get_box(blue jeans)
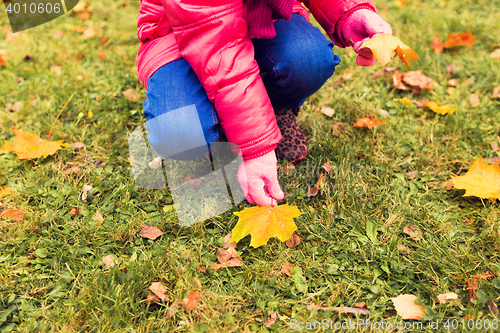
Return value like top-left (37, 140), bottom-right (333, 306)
top-left (143, 13), bottom-right (341, 160)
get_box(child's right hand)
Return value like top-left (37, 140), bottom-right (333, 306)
top-left (237, 151), bottom-right (284, 207)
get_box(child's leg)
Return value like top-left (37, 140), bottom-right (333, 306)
top-left (143, 58), bottom-right (219, 161)
top-left (253, 13), bottom-right (341, 161)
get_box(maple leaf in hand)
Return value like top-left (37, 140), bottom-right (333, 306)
top-left (230, 204), bottom-right (303, 248)
top-left (358, 33), bottom-right (419, 69)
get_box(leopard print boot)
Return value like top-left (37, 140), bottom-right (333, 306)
top-left (275, 108), bottom-right (308, 163)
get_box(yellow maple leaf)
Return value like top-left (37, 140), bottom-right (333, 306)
top-left (359, 33), bottom-right (419, 69)
top-left (448, 157), bottom-right (500, 201)
top-left (423, 101), bottom-right (457, 115)
top-left (230, 204), bottom-right (303, 248)
top-left (0, 129), bottom-right (68, 159)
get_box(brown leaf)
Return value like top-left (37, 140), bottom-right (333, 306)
top-left (64, 166), bottom-right (81, 175)
top-left (149, 282), bottom-right (169, 302)
top-left (469, 94), bottom-right (480, 107)
top-left (50, 65), bottom-right (62, 72)
top-left (414, 99), bottom-right (429, 108)
top-left (94, 210), bottom-right (104, 222)
top-left (443, 30), bottom-right (475, 48)
top-left (223, 233), bottom-right (237, 249)
top-left (23, 54), bottom-right (35, 62)
top-left (69, 207), bottom-right (80, 215)
top-left (491, 142), bottom-right (500, 151)
top-left (321, 106), bottom-right (335, 118)
top-left (139, 225), bottom-right (165, 240)
top-left (280, 262), bottom-right (294, 277)
top-left (492, 87), bottom-right (500, 99)
top-left (397, 244), bottom-right (410, 255)
top-left (1, 209), bottom-right (24, 221)
top-left (196, 264), bottom-right (206, 273)
top-left (431, 34), bottom-right (444, 54)
top-left (145, 293), bottom-right (161, 303)
top-left (76, 53), bottom-right (85, 60)
top-left (489, 157), bottom-right (500, 164)
top-left (98, 50), bottom-right (107, 60)
top-left (122, 88), bottom-right (140, 102)
top-left (406, 170), bottom-right (418, 179)
top-left (165, 299), bottom-right (180, 318)
top-left (101, 255), bottom-right (118, 268)
top-left (81, 185), bottom-right (92, 203)
top-left (403, 225), bottom-right (422, 241)
top-left (322, 161), bottom-right (333, 174)
top-left (391, 294), bottom-right (425, 320)
top-left (392, 71), bottom-right (410, 91)
top-left (307, 185), bottom-right (319, 198)
top-left (264, 312), bottom-right (277, 328)
top-left (437, 292), bottom-right (458, 304)
top-left (194, 277), bottom-right (202, 289)
top-left (285, 232), bottom-right (301, 248)
top-left (354, 302), bottom-right (367, 309)
top-left (182, 289), bottom-right (200, 311)
top-left (447, 79), bottom-right (458, 86)
top-left (307, 303), bottom-right (370, 315)
top-left (332, 122), bottom-right (347, 136)
top-left (487, 300), bottom-right (499, 314)
top-left (446, 64), bottom-right (457, 74)
top-left (401, 71), bottom-right (438, 93)
top-left (100, 36), bottom-right (110, 45)
top-left (216, 247), bottom-right (238, 264)
top-left (209, 257), bottom-right (242, 272)
top-left (72, 142), bottom-right (85, 149)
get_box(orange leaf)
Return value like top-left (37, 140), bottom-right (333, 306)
top-left (0, 129), bottom-right (67, 159)
top-left (0, 186), bottom-right (14, 198)
top-left (448, 157), bottom-right (500, 201)
top-left (353, 117), bottom-right (387, 129)
top-left (182, 289), bottom-right (200, 311)
top-left (139, 225), bottom-right (165, 240)
top-left (2, 209), bottom-right (24, 221)
top-left (285, 232), bottom-right (301, 248)
top-left (230, 204), bottom-right (303, 248)
top-left (431, 34), bottom-right (444, 54)
top-left (443, 30), bottom-right (475, 48)
top-left (149, 282), bottom-right (170, 302)
top-left (359, 33), bottom-right (419, 69)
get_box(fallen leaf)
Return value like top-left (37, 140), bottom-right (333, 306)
top-left (437, 292), bottom-right (458, 304)
top-left (447, 87), bottom-right (455, 95)
top-left (431, 34), bottom-right (444, 54)
top-left (462, 77), bottom-right (474, 85)
top-left (69, 207), bottom-right (80, 215)
top-left (378, 109), bottom-right (390, 118)
top-left (145, 293), bottom-right (161, 303)
top-left (423, 101), bottom-right (457, 115)
top-left (448, 157), bottom-right (500, 201)
top-left (64, 166), bottom-right (81, 175)
top-left (492, 87), bottom-right (500, 99)
top-left (322, 161), bottom-right (333, 174)
top-left (285, 232), bottom-right (301, 248)
top-left (264, 312), bottom-right (277, 328)
top-left (392, 71), bottom-right (410, 91)
top-left (76, 52), bottom-right (85, 60)
top-left (122, 88), bottom-right (140, 102)
top-left (101, 255), bottom-right (118, 268)
top-left (443, 30), bottom-right (475, 48)
top-left (395, 0), bottom-right (407, 7)
top-left (72, 142), bottom-right (85, 149)
top-left (280, 262), bottom-right (294, 277)
top-left (359, 33), bottom-right (419, 69)
top-left (194, 277), bottom-right (202, 289)
top-left (165, 299), bottom-right (180, 318)
top-left (0, 129), bottom-right (67, 159)
top-left (209, 257), bottom-right (242, 272)
top-left (149, 282), bottom-right (169, 302)
top-left (81, 185), bottom-right (92, 203)
top-left (307, 185), bottom-right (319, 198)
top-left (98, 50), bottom-right (107, 60)
top-left (469, 94), bottom-right (480, 107)
top-left (50, 65), bottom-right (62, 72)
top-left (487, 300), bottom-right (499, 314)
top-left (489, 157), bottom-right (500, 164)
top-left (79, 22), bottom-right (98, 39)
top-left (286, 161), bottom-right (295, 173)
top-left (100, 36), bottom-right (110, 45)
top-left (332, 122), bottom-right (347, 136)
top-left (391, 294), bottom-right (425, 320)
top-left (354, 302), bottom-right (367, 309)
top-left (397, 244), bottom-right (410, 255)
top-left (223, 233), bottom-right (237, 249)
top-left (216, 247), bottom-right (238, 264)
top-left (94, 210), bottom-right (104, 222)
top-left (139, 225), bottom-right (165, 240)
top-left (321, 106), bottom-right (335, 117)
top-left (491, 49), bottom-right (500, 59)
top-left (182, 289), bottom-right (200, 311)
top-left (0, 186), bottom-right (14, 198)
top-left (307, 303), bottom-right (370, 315)
top-left (401, 71), bottom-right (438, 93)
top-left (230, 204), bottom-right (303, 248)
top-left (0, 52), bottom-right (7, 67)
top-left (393, 97), bottom-right (413, 106)
top-left (403, 225), bottom-right (422, 241)
top-left (148, 156), bottom-right (162, 170)
top-left (491, 142), bottom-right (500, 151)
top-left (406, 170), bottom-right (418, 179)
top-left (447, 79), bottom-right (458, 86)
top-left (196, 264), bottom-right (206, 273)
top-left (446, 64), bottom-right (457, 74)
top-left (353, 117), bottom-right (387, 129)
top-left (414, 99), bottom-right (429, 108)
top-left (1, 209), bottom-right (24, 221)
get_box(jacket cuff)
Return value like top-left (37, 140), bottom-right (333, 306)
top-left (242, 144), bottom-right (277, 160)
top-left (332, 4), bottom-right (378, 48)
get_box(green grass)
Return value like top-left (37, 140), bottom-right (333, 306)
top-left (1, 0), bottom-right (500, 332)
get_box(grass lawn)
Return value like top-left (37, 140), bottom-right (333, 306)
top-left (1, 0), bottom-right (500, 331)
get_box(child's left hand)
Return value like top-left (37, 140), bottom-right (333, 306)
top-left (341, 9), bottom-right (393, 67)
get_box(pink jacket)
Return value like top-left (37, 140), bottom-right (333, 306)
top-left (136, 0), bottom-right (377, 159)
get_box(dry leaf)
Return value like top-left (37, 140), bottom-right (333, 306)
top-left (448, 157), bottom-right (500, 201)
top-left (149, 282), bottom-right (169, 302)
top-left (403, 225), bottom-right (422, 241)
top-left (64, 166), bottom-right (81, 175)
top-left (0, 129), bottom-right (67, 159)
top-left (443, 30), bottom-right (475, 48)
top-left (194, 277), bottom-right (202, 289)
top-left (139, 225), bottom-right (165, 240)
top-left (230, 204), bottom-right (302, 248)
top-left (98, 50), bottom-right (107, 60)
top-left (354, 302), bottom-right (367, 309)
top-left (378, 109), bottom-right (390, 118)
top-left (463, 77), bottom-right (474, 85)
top-left (1, 209), bottom-right (24, 221)
top-left (446, 64), bottom-right (457, 74)
top-left (353, 117), bottom-right (387, 129)
top-left (101, 255), bottom-right (118, 268)
top-left (209, 257), bottom-right (242, 272)
top-left (492, 87), bottom-right (500, 99)
top-left (69, 207), bottom-right (80, 215)
top-left (447, 87), bottom-right (455, 96)
top-left (322, 161), bottom-right (333, 174)
top-left (79, 22), bottom-right (98, 39)
top-left (431, 34), bottom-right (444, 54)
top-left (165, 299), bottom-right (180, 318)
top-left (487, 300), bottom-right (499, 314)
top-left (100, 36), bottom-right (110, 45)
top-left (72, 142), bottom-right (85, 149)
top-left (182, 289), bottom-right (200, 311)
top-left (391, 294), bottom-right (425, 320)
top-left (285, 232), bottom-right (301, 248)
top-left (0, 186), bottom-right (14, 198)
top-left (437, 292), bottom-right (458, 304)
top-left (307, 303), bottom-right (370, 315)
top-left (321, 106), bottom-right (335, 117)
top-left (264, 312), bottom-right (277, 328)
top-left (223, 233), bottom-right (237, 249)
top-left (81, 185), bottom-right (92, 203)
top-left (469, 94), bottom-right (480, 107)
top-left (359, 33), bottom-right (419, 69)
top-left (392, 71), bottom-right (410, 91)
top-left (406, 170), bottom-right (418, 179)
top-left (307, 185), bottom-right (319, 198)
top-left (332, 122), bottom-right (347, 136)
top-left (145, 293), bottom-right (161, 303)
top-left (0, 52), bottom-right (7, 67)
top-left (50, 65), bottom-right (62, 72)
top-left (491, 49), bottom-right (500, 59)
top-left (401, 71), bottom-right (438, 93)
top-left (280, 262), bottom-right (294, 277)
top-left (216, 247), bottom-right (238, 264)
top-left (122, 88), bottom-right (140, 102)
top-left (447, 79), bottom-right (458, 86)
top-left (397, 244), bottom-right (410, 255)
top-left (423, 101), bottom-right (457, 115)
top-left (196, 264), bottom-right (206, 273)
top-left (94, 210), bottom-right (104, 222)
top-left (491, 142), bottom-right (500, 151)
top-left (148, 156), bottom-right (162, 170)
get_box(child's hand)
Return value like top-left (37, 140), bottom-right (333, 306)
top-left (237, 151), bottom-right (284, 207)
top-left (341, 9), bottom-right (392, 67)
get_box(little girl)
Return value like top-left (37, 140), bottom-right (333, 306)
top-left (136, 0), bottom-right (392, 207)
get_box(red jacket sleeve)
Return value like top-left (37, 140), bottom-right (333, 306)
top-left (162, 0), bottom-right (282, 159)
top-left (302, 0), bottom-right (378, 48)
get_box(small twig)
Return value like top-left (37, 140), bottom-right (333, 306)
top-left (47, 94), bottom-right (74, 141)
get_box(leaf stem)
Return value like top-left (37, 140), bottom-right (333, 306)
top-left (47, 94), bottom-right (74, 141)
